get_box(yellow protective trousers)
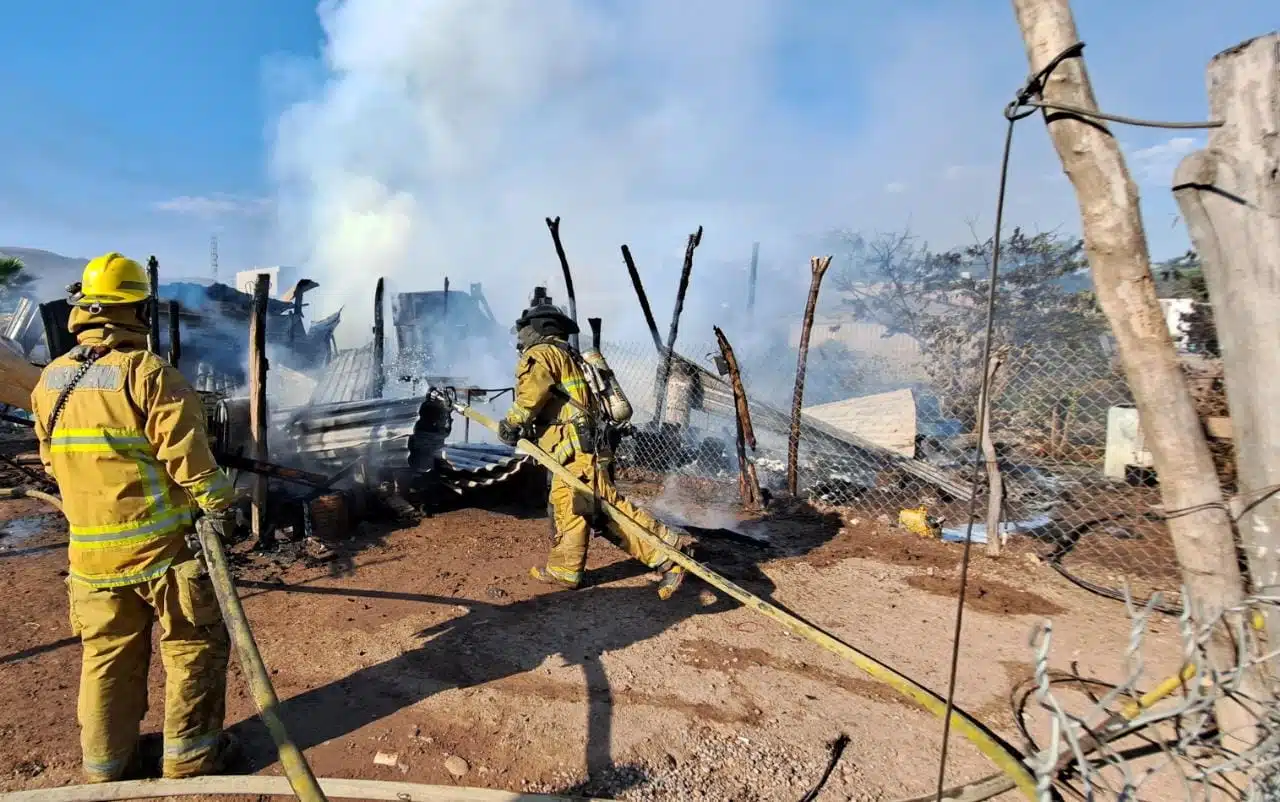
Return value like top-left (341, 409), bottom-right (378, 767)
top-left (66, 556), bottom-right (229, 782)
top-left (544, 452), bottom-right (680, 585)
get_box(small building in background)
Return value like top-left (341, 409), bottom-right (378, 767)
top-left (235, 266), bottom-right (302, 299)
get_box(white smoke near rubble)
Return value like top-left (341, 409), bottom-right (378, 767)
top-left (264, 0), bottom-right (1084, 366)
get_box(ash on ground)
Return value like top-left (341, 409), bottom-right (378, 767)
top-left (526, 726), bottom-right (873, 802)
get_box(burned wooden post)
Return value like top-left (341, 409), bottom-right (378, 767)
top-left (747, 242), bottom-right (760, 320)
top-left (980, 346), bottom-right (1009, 558)
top-left (372, 277), bottom-right (385, 399)
top-left (249, 273), bottom-right (271, 547)
top-left (786, 256), bottom-right (831, 497)
top-left (654, 226), bottom-right (703, 425)
top-left (715, 325), bottom-right (762, 510)
top-left (146, 256), bottom-right (160, 353)
top-left (1173, 32), bottom-right (1280, 645)
top-left (621, 245), bottom-right (665, 352)
top-left (545, 216), bottom-right (580, 351)
top-left (166, 299), bottom-right (182, 369)
top-left (1012, 0), bottom-right (1260, 743)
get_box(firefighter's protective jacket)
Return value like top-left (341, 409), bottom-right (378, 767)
top-left (503, 338), bottom-right (592, 464)
top-left (31, 306), bottom-right (234, 589)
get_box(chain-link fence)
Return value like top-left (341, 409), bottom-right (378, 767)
top-left (601, 333), bottom-right (1194, 608)
top-left (1022, 589), bottom-right (1279, 801)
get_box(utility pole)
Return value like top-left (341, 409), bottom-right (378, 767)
top-left (210, 235), bottom-right (219, 284)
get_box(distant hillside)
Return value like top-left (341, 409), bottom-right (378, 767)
top-left (0, 246), bottom-right (88, 297)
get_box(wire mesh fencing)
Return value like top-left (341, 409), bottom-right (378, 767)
top-left (1022, 590), bottom-right (1279, 801)
top-left (601, 333), bottom-right (1194, 608)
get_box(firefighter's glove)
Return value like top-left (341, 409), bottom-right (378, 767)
top-left (498, 419), bottom-right (523, 446)
top-left (189, 509), bottom-right (236, 575)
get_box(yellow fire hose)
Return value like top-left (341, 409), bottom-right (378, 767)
top-left (196, 525), bottom-right (328, 802)
top-left (456, 406), bottom-right (1041, 801)
top-left (0, 484), bottom-right (325, 802)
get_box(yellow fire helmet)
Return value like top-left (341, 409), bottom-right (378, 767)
top-left (77, 252), bottom-right (151, 306)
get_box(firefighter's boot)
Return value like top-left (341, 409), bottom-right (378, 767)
top-left (530, 566), bottom-right (580, 590)
top-left (653, 528), bottom-right (693, 600)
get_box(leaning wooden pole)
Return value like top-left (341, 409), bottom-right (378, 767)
top-left (249, 273), bottom-right (270, 547)
top-left (714, 325), bottom-right (762, 510)
top-left (1010, 0), bottom-right (1258, 746)
top-left (621, 245), bottom-right (665, 352)
top-left (654, 226), bottom-right (703, 425)
top-left (786, 256), bottom-right (831, 497)
top-left (1172, 32), bottom-right (1280, 647)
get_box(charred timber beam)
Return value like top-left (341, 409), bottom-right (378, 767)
top-left (620, 245), bottom-right (664, 352)
top-left (146, 256), bottom-right (161, 354)
top-left (714, 325), bottom-right (762, 510)
top-left (372, 278), bottom-right (385, 399)
top-left (545, 216), bottom-right (580, 351)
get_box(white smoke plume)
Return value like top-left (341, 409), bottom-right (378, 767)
top-left (266, 0), bottom-right (1234, 355)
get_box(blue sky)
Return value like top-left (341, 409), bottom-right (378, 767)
top-left (0, 1), bottom-right (1274, 331)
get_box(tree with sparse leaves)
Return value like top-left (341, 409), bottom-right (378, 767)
top-left (825, 227), bottom-right (1111, 428)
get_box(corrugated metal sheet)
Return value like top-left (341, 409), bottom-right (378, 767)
top-left (284, 395), bottom-right (451, 473)
top-left (436, 442), bottom-right (531, 493)
top-left (309, 346), bottom-right (380, 406)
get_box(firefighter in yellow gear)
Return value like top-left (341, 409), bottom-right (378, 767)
top-left (498, 289), bottom-right (689, 598)
top-left (30, 252), bottom-right (238, 783)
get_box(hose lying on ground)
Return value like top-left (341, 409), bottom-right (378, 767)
top-left (0, 486), bottom-right (63, 511)
top-left (0, 776), bottom-right (606, 802)
top-left (454, 404), bottom-right (1040, 802)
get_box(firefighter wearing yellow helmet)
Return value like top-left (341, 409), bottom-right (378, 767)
top-left (499, 288), bottom-right (691, 598)
top-left (29, 252), bottom-right (238, 782)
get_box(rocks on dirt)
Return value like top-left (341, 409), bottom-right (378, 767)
top-left (444, 754), bottom-right (470, 778)
top-left (372, 751), bottom-right (399, 767)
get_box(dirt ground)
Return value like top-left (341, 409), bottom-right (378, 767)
top-left (0, 464), bottom-right (1192, 801)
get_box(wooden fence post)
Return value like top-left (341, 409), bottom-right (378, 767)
top-left (982, 346), bottom-right (1010, 558)
top-left (1010, 0), bottom-right (1260, 747)
top-left (249, 273), bottom-right (270, 547)
top-left (786, 256), bottom-right (831, 497)
top-left (1173, 32), bottom-right (1280, 646)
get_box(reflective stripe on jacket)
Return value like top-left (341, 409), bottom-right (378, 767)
top-left (31, 309), bottom-right (234, 588)
top-left (503, 339), bottom-right (592, 465)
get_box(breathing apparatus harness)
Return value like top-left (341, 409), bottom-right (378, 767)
top-left (44, 344), bottom-right (111, 435)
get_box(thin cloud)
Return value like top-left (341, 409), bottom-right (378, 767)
top-left (154, 194), bottom-right (272, 218)
top-left (1128, 136), bottom-right (1201, 184)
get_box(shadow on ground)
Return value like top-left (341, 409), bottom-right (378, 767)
top-left (229, 492), bottom-right (846, 794)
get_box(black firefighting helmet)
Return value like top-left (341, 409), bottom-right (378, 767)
top-left (512, 286), bottom-right (579, 337)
